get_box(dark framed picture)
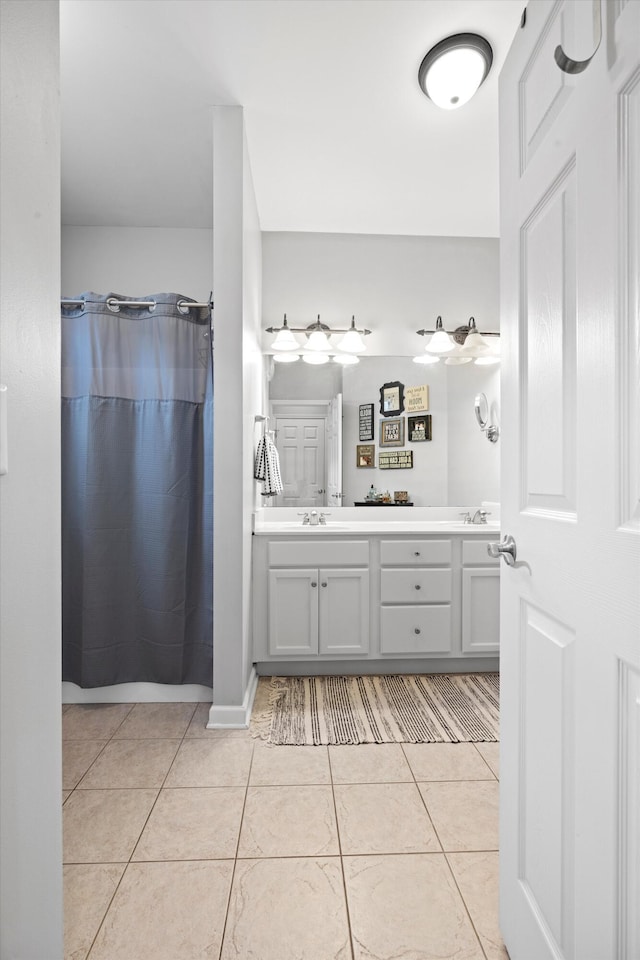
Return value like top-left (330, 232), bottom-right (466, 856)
top-left (356, 444), bottom-right (375, 468)
top-left (408, 414), bottom-right (432, 442)
top-left (358, 403), bottom-right (374, 441)
top-left (379, 417), bottom-right (404, 447)
top-left (379, 381), bottom-right (405, 417)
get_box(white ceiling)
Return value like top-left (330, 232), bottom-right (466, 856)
top-left (60, 0), bottom-right (524, 237)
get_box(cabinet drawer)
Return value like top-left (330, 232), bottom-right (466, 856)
top-left (380, 539), bottom-right (451, 566)
top-left (380, 568), bottom-right (451, 604)
top-left (268, 540), bottom-right (369, 567)
top-left (380, 605), bottom-right (451, 655)
top-left (462, 539), bottom-right (500, 566)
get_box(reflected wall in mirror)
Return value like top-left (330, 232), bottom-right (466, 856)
top-left (267, 357), bottom-right (500, 507)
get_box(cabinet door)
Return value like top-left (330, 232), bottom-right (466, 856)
top-left (318, 568), bottom-right (369, 656)
top-left (461, 567), bottom-right (499, 654)
top-left (268, 569), bottom-right (318, 656)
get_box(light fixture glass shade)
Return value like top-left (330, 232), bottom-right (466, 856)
top-left (333, 353), bottom-right (360, 365)
top-left (271, 327), bottom-right (299, 351)
top-left (413, 352), bottom-right (440, 365)
top-left (459, 332), bottom-right (492, 356)
top-left (337, 316), bottom-right (366, 353)
top-left (444, 355), bottom-right (473, 365)
top-left (306, 329), bottom-right (331, 351)
top-left (474, 355), bottom-right (500, 365)
top-left (302, 352), bottom-right (330, 365)
top-left (272, 352), bottom-right (300, 364)
top-left (418, 34), bottom-right (493, 111)
top-left (424, 316), bottom-right (454, 354)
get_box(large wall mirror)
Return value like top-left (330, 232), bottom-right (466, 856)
top-left (266, 356), bottom-right (500, 508)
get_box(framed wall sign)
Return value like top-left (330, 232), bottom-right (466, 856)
top-left (379, 417), bottom-right (404, 447)
top-left (379, 450), bottom-right (413, 469)
top-left (358, 403), bottom-right (374, 441)
top-left (379, 381), bottom-right (405, 417)
top-left (356, 444), bottom-right (375, 468)
top-left (408, 414), bottom-right (432, 442)
top-left (405, 385), bottom-right (429, 414)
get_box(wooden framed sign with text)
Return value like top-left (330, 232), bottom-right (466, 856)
top-left (359, 403), bottom-right (374, 441)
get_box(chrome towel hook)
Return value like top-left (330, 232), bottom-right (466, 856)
top-left (554, 0), bottom-right (602, 75)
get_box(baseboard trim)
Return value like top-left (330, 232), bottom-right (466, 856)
top-left (62, 681), bottom-right (213, 704)
top-left (207, 667), bottom-right (258, 728)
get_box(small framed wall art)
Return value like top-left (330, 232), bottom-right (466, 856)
top-left (408, 415), bottom-right (432, 442)
top-left (379, 417), bottom-right (404, 447)
top-left (359, 403), bottom-right (374, 441)
top-left (405, 385), bottom-right (429, 414)
top-left (356, 444), bottom-right (375, 468)
top-left (379, 381), bottom-right (405, 417)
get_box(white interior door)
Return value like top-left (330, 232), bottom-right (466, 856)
top-left (326, 392), bottom-right (343, 506)
top-left (274, 417), bottom-right (326, 507)
top-left (499, 3), bottom-right (640, 959)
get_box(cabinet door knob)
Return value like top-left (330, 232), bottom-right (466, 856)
top-left (311, 581), bottom-right (317, 588)
top-left (321, 582), bottom-right (327, 587)
top-left (414, 628), bottom-right (421, 635)
top-left (415, 584), bottom-right (421, 590)
top-left (414, 551), bottom-right (421, 556)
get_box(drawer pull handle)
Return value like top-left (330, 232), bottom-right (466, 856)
top-left (414, 551), bottom-right (421, 556)
top-left (415, 584), bottom-right (421, 590)
top-left (311, 582), bottom-right (317, 588)
top-left (414, 628), bottom-right (421, 635)
top-left (321, 582), bottom-right (327, 587)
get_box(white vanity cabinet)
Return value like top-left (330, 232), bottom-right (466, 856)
top-left (262, 540), bottom-right (370, 658)
top-left (252, 527), bottom-right (500, 672)
top-left (379, 540), bottom-right (452, 656)
top-left (461, 540), bottom-right (500, 654)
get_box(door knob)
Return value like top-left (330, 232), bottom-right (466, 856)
top-left (487, 535), bottom-right (517, 566)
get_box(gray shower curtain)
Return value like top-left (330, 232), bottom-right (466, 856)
top-left (61, 292), bottom-right (213, 687)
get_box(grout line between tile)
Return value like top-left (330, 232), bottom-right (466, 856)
top-left (328, 744), bottom-right (356, 960)
top-left (443, 850), bottom-right (492, 960)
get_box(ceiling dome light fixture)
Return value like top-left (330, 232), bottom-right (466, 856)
top-left (418, 33), bottom-right (493, 110)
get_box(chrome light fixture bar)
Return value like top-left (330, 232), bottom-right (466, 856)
top-left (266, 314), bottom-right (372, 356)
top-left (415, 317), bottom-right (500, 366)
top-left (418, 33), bottom-right (493, 110)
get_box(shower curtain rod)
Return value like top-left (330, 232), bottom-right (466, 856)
top-left (61, 297), bottom-right (213, 309)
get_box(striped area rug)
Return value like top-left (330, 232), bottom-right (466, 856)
top-left (263, 673), bottom-right (499, 745)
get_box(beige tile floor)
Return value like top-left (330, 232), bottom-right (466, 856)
top-left (63, 682), bottom-right (509, 960)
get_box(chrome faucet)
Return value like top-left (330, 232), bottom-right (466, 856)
top-left (319, 512), bottom-right (331, 525)
top-left (309, 510), bottom-right (319, 526)
top-left (471, 509), bottom-right (491, 525)
top-left (459, 512), bottom-right (472, 524)
top-left (298, 512), bottom-right (310, 525)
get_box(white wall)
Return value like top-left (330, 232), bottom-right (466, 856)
top-left (62, 226), bottom-right (212, 300)
top-left (210, 106), bottom-right (262, 725)
top-left (0, 2), bottom-right (63, 956)
top-left (262, 232), bottom-right (500, 357)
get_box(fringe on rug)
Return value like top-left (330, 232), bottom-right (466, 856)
top-left (249, 676), bottom-right (289, 742)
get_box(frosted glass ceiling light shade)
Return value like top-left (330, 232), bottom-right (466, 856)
top-left (333, 353), bottom-right (360, 365)
top-left (271, 315), bottom-right (299, 351)
top-left (418, 34), bottom-right (493, 110)
top-left (474, 355), bottom-right (500, 365)
top-left (337, 316), bottom-right (366, 353)
top-left (425, 316), bottom-right (455, 354)
top-left (302, 352), bottom-right (330, 365)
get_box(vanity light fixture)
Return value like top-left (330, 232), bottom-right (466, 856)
top-left (336, 316), bottom-right (367, 354)
top-left (270, 314), bottom-right (299, 351)
top-left (333, 353), bottom-right (360, 365)
top-left (302, 352), bottom-right (330, 365)
top-left (272, 352), bottom-right (300, 364)
top-left (415, 317), bottom-right (500, 365)
top-left (265, 314), bottom-right (372, 356)
top-left (418, 33), bottom-right (493, 110)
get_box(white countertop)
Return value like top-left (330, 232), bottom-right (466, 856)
top-left (253, 520), bottom-right (501, 536)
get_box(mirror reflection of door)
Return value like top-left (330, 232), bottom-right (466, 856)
top-left (274, 417), bottom-right (326, 507)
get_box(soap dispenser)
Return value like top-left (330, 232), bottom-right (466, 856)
top-left (368, 484), bottom-right (377, 501)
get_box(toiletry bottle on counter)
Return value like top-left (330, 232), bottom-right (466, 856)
top-left (368, 484), bottom-right (377, 500)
